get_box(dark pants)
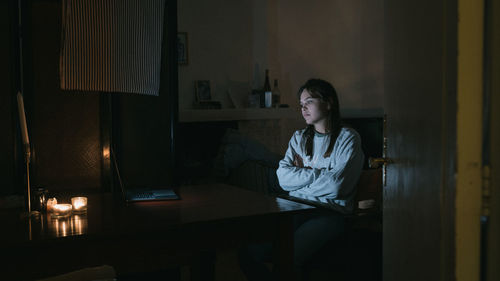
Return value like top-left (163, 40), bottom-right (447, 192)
top-left (238, 209), bottom-right (345, 281)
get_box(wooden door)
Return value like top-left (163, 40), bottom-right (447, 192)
top-left (383, 1), bottom-right (458, 280)
top-left (486, 1), bottom-right (500, 280)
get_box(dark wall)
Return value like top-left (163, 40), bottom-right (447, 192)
top-left (28, 0), bottom-right (103, 192)
top-left (1, 0), bottom-right (177, 195)
top-left (0, 0), bottom-right (16, 195)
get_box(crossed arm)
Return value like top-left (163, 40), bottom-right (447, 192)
top-left (276, 132), bottom-right (364, 199)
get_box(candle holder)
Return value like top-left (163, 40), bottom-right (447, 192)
top-left (46, 198), bottom-right (57, 212)
top-left (71, 197), bottom-right (88, 214)
top-left (32, 187), bottom-right (48, 213)
top-left (51, 204), bottom-right (72, 219)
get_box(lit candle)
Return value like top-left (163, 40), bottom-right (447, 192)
top-left (71, 197), bottom-right (87, 213)
top-left (52, 204), bottom-right (72, 218)
top-left (46, 197), bottom-right (57, 212)
top-left (16, 92), bottom-right (30, 145)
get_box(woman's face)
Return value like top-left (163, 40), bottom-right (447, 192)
top-left (299, 90), bottom-right (329, 129)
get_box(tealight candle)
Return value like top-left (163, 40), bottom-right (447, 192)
top-left (71, 197), bottom-right (87, 213)
top-left (52, 204), bottom-right (72, 218)
top-left (46, 198), bottom-right (57, 212)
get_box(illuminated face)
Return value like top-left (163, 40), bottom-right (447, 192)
top-left (299, 90), bottom-right (329, 130)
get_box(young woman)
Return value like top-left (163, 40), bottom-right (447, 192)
top-left (239, 78), bottom-right (365, 280)
top-left (277, 78), bottom-right (364, 214)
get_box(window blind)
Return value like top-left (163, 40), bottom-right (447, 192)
top-left (60, 0), bottom-right (165, 96)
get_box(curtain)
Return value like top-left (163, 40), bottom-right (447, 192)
top-left (59, 0), bottom-right (165, 96)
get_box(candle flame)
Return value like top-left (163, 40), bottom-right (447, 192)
top-left (74, 201), bottom-right (85, 209)
top-left (54, 204), bottom-right (72, 212)
top-left (103, 147), bottom-right (110, 159)
top-left (71, 197), bottom-right (88, 211)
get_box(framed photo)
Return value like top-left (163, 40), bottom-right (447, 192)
top-left (195, 80), bottom-right (211, 101)
top-left (177, 32), bottom-right (188, 65)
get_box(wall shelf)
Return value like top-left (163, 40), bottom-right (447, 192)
top-left (179, 107), bottom-right (384, 123)
top-left (179, 108), bottom-right (299, 123)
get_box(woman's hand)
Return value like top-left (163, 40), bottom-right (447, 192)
top-left (293, 154), bottom-right (303, 167)
top-left (293, 154), bottom-right (312, 169)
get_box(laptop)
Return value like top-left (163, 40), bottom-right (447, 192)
top-left (109, 145), bottom-right (179, 203)
top-left (124, 188), bottom-right (180, 203)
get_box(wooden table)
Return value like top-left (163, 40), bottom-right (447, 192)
top-left (0, 184), bottom-right (315, 280)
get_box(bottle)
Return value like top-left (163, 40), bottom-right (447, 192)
top-left (263, 69), bottom-right (272, 108)
top-left (263, 69), bottom-right (271, 92)
top-left (32, 187), bottom-right (48, 213)
top-left (272, 79), bottom-right (281, 108)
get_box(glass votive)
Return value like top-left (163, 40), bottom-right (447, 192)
top-left (71, 197), bottom-right (87, 213)
top-left (51, 204), bottom-right (72, 218)
top-left (32, 187), bottom-right (48, 212)
top-left (46, 198), bottom-right (58, 212)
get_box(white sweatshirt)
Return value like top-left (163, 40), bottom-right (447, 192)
top-left (276, 127), bottom-right (364, 214)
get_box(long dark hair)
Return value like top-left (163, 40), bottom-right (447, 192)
top-left (298, 78), bottom-right (341, 158)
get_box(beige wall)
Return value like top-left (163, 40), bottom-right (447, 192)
top-left (178, 0), bottom-right (384, 112)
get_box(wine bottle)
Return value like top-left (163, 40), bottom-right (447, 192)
top-left (263, 69), bottom-right (271, 92)
top-left (272, 79), bottom-right (281, 107)
top-left (263, 69), bottom-right (272, 108)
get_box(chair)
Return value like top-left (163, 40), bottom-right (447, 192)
top-left (302, 168), bottom-right (383, 281)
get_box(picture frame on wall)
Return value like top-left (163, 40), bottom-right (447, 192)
top-left (195, 80), bottom-right (211, 101)
top-left (177, 32), bottom-right (188, 65)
